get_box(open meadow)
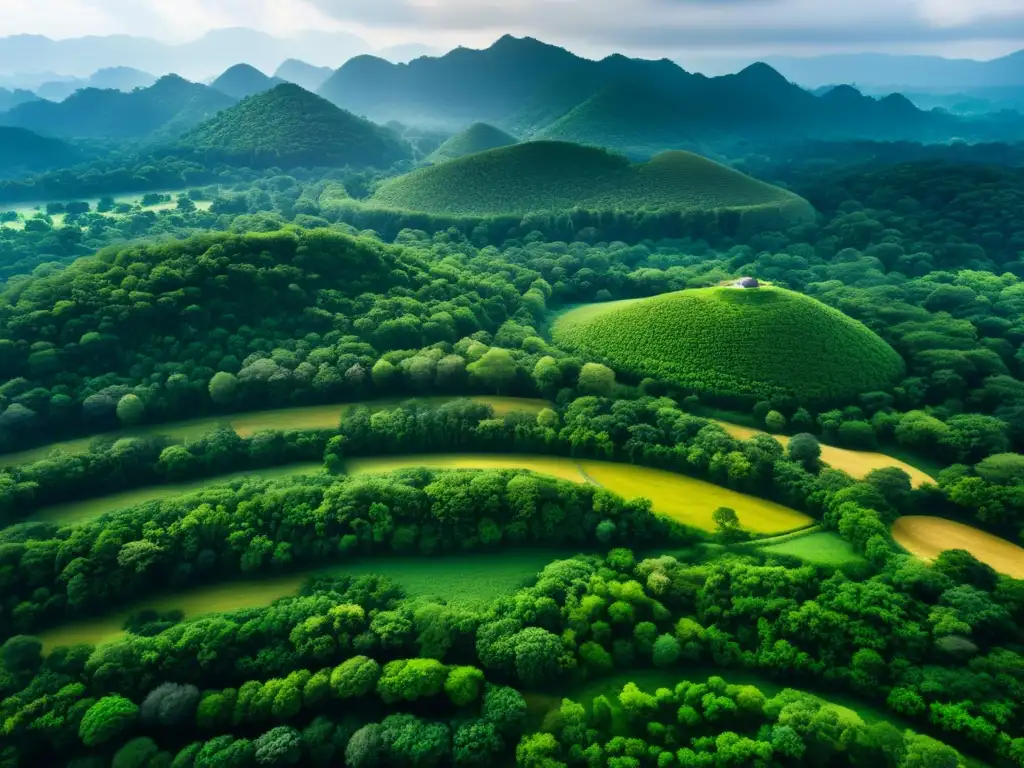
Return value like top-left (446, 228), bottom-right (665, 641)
top-left (717, 420), bottom-right (936, 487)
top-left (347, 453), bottom-right (814, 533)
top-left (36, 550), bottom-right (576, 651)
top-left (755, 528), bottom-right (867, 567)
top-left (892, 516), bottom-right (1024, 578)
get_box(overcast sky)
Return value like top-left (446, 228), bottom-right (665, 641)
top-left (2, 0), bottom-right (1024, 62)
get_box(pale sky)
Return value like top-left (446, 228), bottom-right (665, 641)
top-left (2, 0), bottom-right (1024, 61)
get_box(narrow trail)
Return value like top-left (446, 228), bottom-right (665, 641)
top-left (575, 461), bottom-right (603, 487)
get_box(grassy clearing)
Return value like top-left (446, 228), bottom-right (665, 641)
top-left (892, 516), bottom-right (1024, 579)
top-left (553, 287), bottom-right (905, 404)
top-left (0, 396), bottom-right (549, 468)
top-left (2, 191), bottom-right (213, 230)
top-left (27, 462), bottom-right (324, 527)
top-left (347, 454), bottom-right (814, 534)
top-left (347, 454), bottom-right (587, 483)
top-left (37, 550), bottom-right (570, 651)
top-left (715, 420), bottom-right (936, 488)
top-left (578, 460), bottom-right (812, 534)
top-left (527, 666), bottom-right (870, 735)
top-left (758, 530), bottom-right (866, 567)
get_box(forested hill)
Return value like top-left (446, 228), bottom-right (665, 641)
top-left (316, 35), bottom-right (1019, 150)
top-left (210, 63), bottom-right (285, 100)
top-left (172, 83), bottom-right (411, 169)
top-left (0, 75), bottom-right (237, 140)
top-left (0, 127), bottom-right (81, 176)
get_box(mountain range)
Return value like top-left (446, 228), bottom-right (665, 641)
top-left (34, 67), bottom-right (156, 102)
top-left (767, 49), bottom-right (1024, 90)
top-left (0, 75), bottom-right (236, 140)
top-left (314, 36), bottom-right (1022, 156)
top-left (0, 29), bottom-right (441, 84)
top-left (0, 35), bottom-right (1021, 169)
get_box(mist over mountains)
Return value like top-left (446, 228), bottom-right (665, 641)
top-left (0, 29), bottom-right (442, 84)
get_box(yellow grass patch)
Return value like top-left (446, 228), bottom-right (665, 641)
top-left (715, 420), bottom-right (935, 488)
top-left (347, 454), bottom-right (813, 534)
top-left (578, 460), bottom-right (813, 534)
top-left (347, 454), bottom-right (588, 484)
top-left (892, 516), bottom-right (1024, 579)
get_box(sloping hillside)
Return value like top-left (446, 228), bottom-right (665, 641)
top-left (211, 64), bottom-right (285, 99)
top-left (552, 286), bottom-right (905, 403)
top-left (0, 127), bottom-right (81, 176)
top-left (428, 123), bottom-right (517, 163)
top-left (317, 35), bottom-right (1012, 146)
top-left (274, 59), bottom-right (334, 92)
top-left (175, 83), bottom-right (410, 169)
top-left (0, 87), bottom-right (39, 112)
top-left (370, 141), bottom-right (814, 222)
top-left (0, 75), bottom-right (235, 139)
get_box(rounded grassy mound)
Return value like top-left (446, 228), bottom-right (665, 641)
top-left (428, 122), bottom-right (517, 163)
top-left (552, 286), bottom-right (905, 403)
top-left (369, 141), bottom-right (815, 224)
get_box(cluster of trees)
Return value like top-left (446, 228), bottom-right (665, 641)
top-left (0, 447), bottom-right (680, 637)
top-left (5, 542), bottom-right (1023, 766)
top-left (0, 573), bottom-right (531, 766)
top-left (6, 389), bottom-right (1024, 633)
top-left (0, 425), bottom-right (333, 527)
top-left (519, 675), bottom-right (965, 767)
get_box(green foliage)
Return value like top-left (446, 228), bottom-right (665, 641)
top-left (1, 75), bottom-right (235, 140)
top-left (428, 123), bottom-right (517, 164)
top-left (79, 695), bottom-right (139, 747)
top-left (176, 84), bottom-right (411, 170)
top-left (553, 287), bottom-right (906, 404)
top-left (368, 141), bottom-right (814, 227)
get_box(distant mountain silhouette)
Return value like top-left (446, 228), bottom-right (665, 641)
top-left (211, 64), bottom-right (284, 100)
top-left (0, 29), bottom-right (372, 80)
top-left (0, 126), bottom-right (81, 176)
top-left (0, 75), bottom-right (236, 140)
top-left (274, 60), bottom-right (334, 92)
top-left (173, 83), bottom-right (410, 170)
top-left (767, 49), bottom-right (1024, 89)
top-left (0, 87), bottom-right (38, 112)
top-left (317, 36), bottom-right (1014, 152)
top-left (319, 35), bottom-right (677, 129)
top-left (35, 67), bottom-right (156, 102)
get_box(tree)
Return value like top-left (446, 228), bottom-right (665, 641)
top-left (330, 656), bottom-right (381, 698)
top-left (208, 371), bottom-right (239, 405)
top-left (79, 695), bottom-right (139, 747)
top-left (787, 433), bottom-right (821, 470)
top-left (652, 634), bottom-right (681, 668)
top-left (712, 507), bottom-right (741, 536)
top-left (764, 410), bottom-right (786, 433)
top-left (116, 394), bottom-right (145, 425)
top-left (467, 348), bottom-right (516, 394)
top-left (532, 356), bottom-right (562, 394)
top-left (0, 635), bottom-right (42, 676)
top-left (140, 682), bottom-right (200, 728)
top-left (445, 665), bottom-right (485, 706)
top-left (578, 363), bottom-right (616, 396)
top-left (254, 726), bottom-right (303, 766)
top-left (112, 737), bottom-right (163, 768)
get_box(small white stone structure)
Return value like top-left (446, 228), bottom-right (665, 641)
top-left (733, 277), bottom-right (760, 289)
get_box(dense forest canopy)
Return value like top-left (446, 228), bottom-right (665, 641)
top-left (4, 33), bottom-right (1024, 768)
